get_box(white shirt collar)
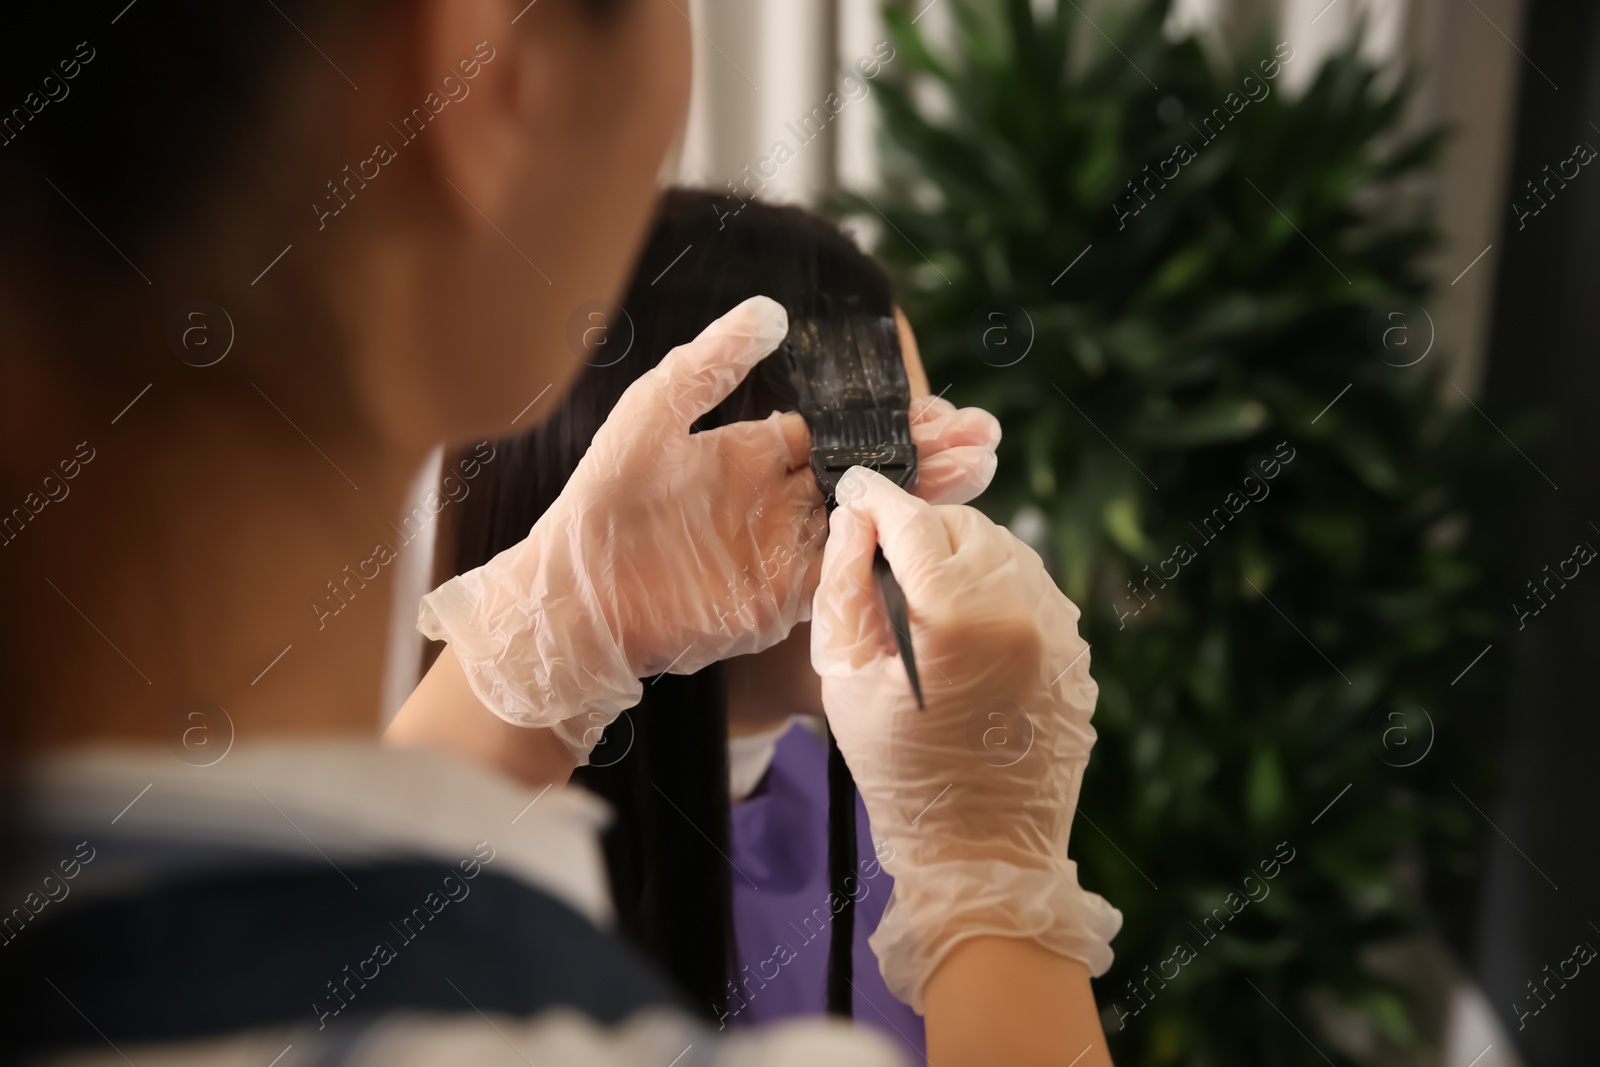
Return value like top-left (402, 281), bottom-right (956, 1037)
top-left (727, 716), bottom-right (796, 802)
top-left (24, 740), bottom-right (614, 926)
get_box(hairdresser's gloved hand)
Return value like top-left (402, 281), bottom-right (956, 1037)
top-left (420, 298), bottom-right (824, 758)
top-left (812, 467), bottom-right (1122, 1013)
top-left (419, 297), bottom-right (1001, 761)
top-left (905, 395), bottom-right (1001, 506)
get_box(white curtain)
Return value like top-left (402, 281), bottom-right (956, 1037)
top-left (675, 0), bottom-right (892, 204)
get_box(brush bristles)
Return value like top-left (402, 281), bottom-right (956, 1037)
top-left (809, 408), bottom-right (913, 448)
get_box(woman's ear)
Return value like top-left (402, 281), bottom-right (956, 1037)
top-left (895, 307), bottom-right (932, 395)
top-left (411, 0), bottom-right (530, 226)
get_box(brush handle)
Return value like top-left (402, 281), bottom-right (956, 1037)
top-left (872, 546), bottom-right (924, 709)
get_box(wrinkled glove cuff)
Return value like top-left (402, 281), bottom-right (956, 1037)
top-left (870, 858), bottom-right (1122, 1014)
top-left (417, 568), bottom-right (642, 764)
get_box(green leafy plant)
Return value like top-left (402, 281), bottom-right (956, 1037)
top-left (843, 1), bottom-right (1499, 1062)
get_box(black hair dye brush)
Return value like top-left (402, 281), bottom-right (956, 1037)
top-left (780, 314), bottom-right (924, 709)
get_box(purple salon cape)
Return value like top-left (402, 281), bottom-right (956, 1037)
top-left (727, 720), bottom-right (927, 1063)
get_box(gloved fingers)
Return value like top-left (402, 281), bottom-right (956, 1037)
top-left (917, 504), bottom-right (1059, 682)
top-left (784, 473), bottom-right (831, 608)
top-left (753, 469), bottom-right (831, 581)
top-left (909, 401), bottom-right (1000, 505)
top-left (930, 504), bottom-right (1053, 624)
top-left (683, 465), bottom-right (827, 660)
top-left (833, 466), bottom-right (955, 584)
top-left (696, 411), bottom-right (813, 480)
top-left (913, 445), bottom-right (998, 505)
top-left (908, 393), bottom-right (953, 425)
top-left (935, 495), bottom-right (1006, 554)
top-left (909, 398), bottom-right (1002, 453)
top-left (812, 501), bottom-right (896, 668)
top-left (608, 296), bottom-right (789, 433)
top-left (751, 470), bottom-right (830, 616)
top-left (777, 411), bottom-right (811, 472)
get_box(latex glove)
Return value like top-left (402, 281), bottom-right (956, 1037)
top-left (905, 394), bottom-right (1000, 506)
top-left (419, 297), bottom-right (1002, 760)
top-left (812, 466), bottom-right (1122, 1013)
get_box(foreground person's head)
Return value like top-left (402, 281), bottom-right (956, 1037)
top-left (0, 0), bottom-right (691, 751)
top-left (0, 0), bottom-right (690, 459)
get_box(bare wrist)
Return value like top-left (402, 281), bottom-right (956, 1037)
top-left (386, 645), bottom-right (578, 789)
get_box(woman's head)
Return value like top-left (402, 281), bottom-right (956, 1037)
top-left (0, 0), bottom-right (690, 458)
top-left (452, 187), bottom-right (926, 566)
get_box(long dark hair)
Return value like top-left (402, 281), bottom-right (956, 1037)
top-left (442, 189), bottom-right (892, 1021)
